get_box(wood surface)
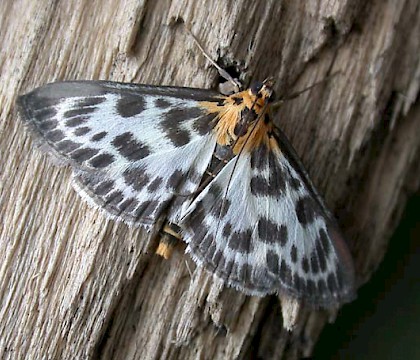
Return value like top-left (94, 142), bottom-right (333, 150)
top-left (1, 0), bottom-right (419, 359)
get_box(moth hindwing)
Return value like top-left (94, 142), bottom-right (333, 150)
top-left (17, 79), bottom-right (355, 308)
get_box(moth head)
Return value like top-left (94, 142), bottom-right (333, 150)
top-left (250, 78), bottom-right (276, 102)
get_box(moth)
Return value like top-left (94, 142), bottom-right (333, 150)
top-left (17, 73), bottom-right (355, 309)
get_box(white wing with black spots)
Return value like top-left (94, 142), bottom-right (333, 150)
top-left (180, 141), bottom-right (355, 307)
top-left (18, 81), bottom-right (219, 227)
top-left (18, 79), bottom-right (355, 308)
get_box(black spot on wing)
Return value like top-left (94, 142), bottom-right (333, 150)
top-left (218, 257), bottom-right (233, 278)
top-left (214, 250), bottom-right (226, 269)
top-left (47, 129), bottom-right (65, 142)
top-left (170, 129), bottom-right (191, 147)
top-left (317, 279), bottom-right (327, 294)
top-left (302, 257), bottom-right (310, 273)
top-left (75, 174), bottom-right (147, 220)
top-left (91, 131), bottom-right (107, 142)
top-left (212, 249), bottom-right (222, 265)
top-left (207, 183), bottom-right (223, 202)
top-left (186, 201), bottom-right (206, 236)
top-left (315, 235), bottom-right (328, 273)
top-left (295, 196), bottom-right (317, 225)
top-left (250, 176), bottom-right (270, 195)
top-left (239, 263), bottom-right (253, 284)
top-left (161, 106), bottom-right (204, 146)
top-left (266, 250), bottom-right (279, 273)
top-left (258, 217), bottom-right (288, 245)
top-left (147, 177), bottom-right (163, 192)
top-left (250, 155), bottom-right (287, 196)
top-left (133, 200), bottom-right (152, 219)
top-left (335, 261), bottom-right (345, 289)
top-left (289, 175), bottom-right (302, 190)
top-left (192, 113), bottom-right (216, 135)
top-left (227, 260), bottom-right (241, 282)
top-left (111, 132), bottom-right (150, 161)
top-left (33, 96), bottom-right (58, 109)
top-left (164, 106), bottom-right (203, 124)
top-left (280, 260), bottom-right (292, 283)
top-left (118, 198), bottom-right (137, 212)
top-left (89, 153), bottom-right (115, 168)
top-left (38, 119), bottom-right (58, 131)
top-left (105, 191), bottom-right (124, 206)
top-left (167, 169), bottom-right (184, 189)
top-left (76, 96), bottom-right (106, 108)
top-left (290, 245), bottom-right (298, 263)
top-left (318, 228), bottom-right (331, 257)
top-left (210, 198), bottom-right (231, 218)
top-left (228, 229), bottom-right (253, 253)
top-left (116, 94), bottom-right (146, 118)
top-left (310, 229), bottom-right (329, 273)
top-left (64, 107), bottom-right (96, 119)
top-left (56, 140), bottom-right (81, 154)
top-left (95, 180), bottom-right (115, 195)
top-left (70, 147), bottom-right (99, 162)
top-left (155, 98), bottom-right (171, 109)
top-left (156, 199), bottom-right (172, 218)
top-left (327, 273), bottom-right (338, 293)
top-left (205, 241), bottom-right (217, 261)
top-left (124, 199), bottom-right (139, 213)
top-left (250, 145), bottom-right (269, 171)
top-left (222, 223), bottom-right (232, 237)
top-left (141, 200), bottom-right (160, 218)
top-left (199, 235), bottom-right (213, 253)
top-left (65, 117), bottom-right (88, 128)
top-left (34, 106), bottom-right (57, 119)
top-left (294, 274), bottom-right (303, 292)
top-left (114, 202), bottom-right (139, 220)
top-left (123, 167), bottom-right (150, 191)
top-left (306, 280), bottom-right (315, 296)
top-left (74, 127), bottom-right (91, 136)
top-left (310, 254), bottom-right (320, 274)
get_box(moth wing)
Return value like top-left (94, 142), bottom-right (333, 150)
top-left (17, 81), bottom-right (220, 226)
top-left (180, 131), bottom-right (355, 307)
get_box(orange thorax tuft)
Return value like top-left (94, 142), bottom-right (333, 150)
top-left (199, 89), bottom-right (273, 154)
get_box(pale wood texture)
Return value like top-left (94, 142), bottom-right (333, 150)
top-left (1, 0), bottom-right (419, 359)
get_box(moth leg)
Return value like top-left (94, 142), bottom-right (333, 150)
top-left (156, 223), bottom-right (182, 259)
top-left (184, 25), bottom-right (242, 93)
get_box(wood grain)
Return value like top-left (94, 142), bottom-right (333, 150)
top-left (1, 0), bottom-right (419, 358)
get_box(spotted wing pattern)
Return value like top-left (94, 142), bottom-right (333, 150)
top-left (18, 81), bottom-right (220, 227)
top-left (18, 80), bottom-right (355, 308)
top-left (180, 135), bottom-right (355, 307)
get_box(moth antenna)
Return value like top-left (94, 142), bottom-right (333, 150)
top-left (271, 70), bottom-right (341, 111)
top-left (184, 25), bottom-right (242, 92)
